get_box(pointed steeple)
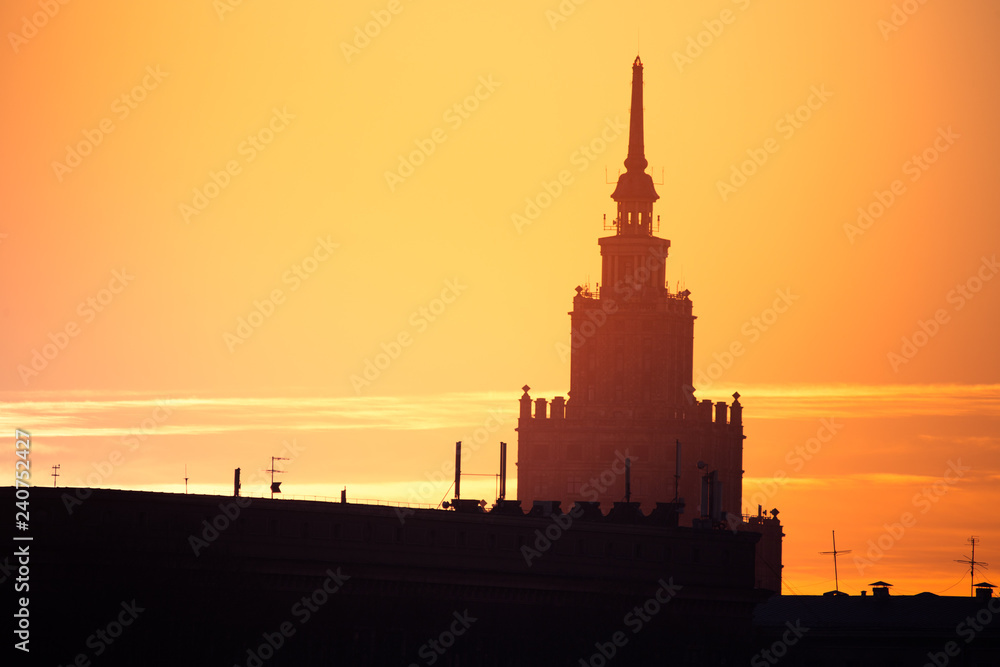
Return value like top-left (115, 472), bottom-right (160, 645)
top-left (624, 55), bottom-right (649, 174)
top-left (610, 56), bottom-right (658, 234)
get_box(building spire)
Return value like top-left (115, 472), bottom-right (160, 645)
top-left (611, 56), bottom-right (658, 205)
top-left (624, 55), bottom-right (648, 174)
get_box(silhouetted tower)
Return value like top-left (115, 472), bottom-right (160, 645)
top-left (569, 56), bottom-right (695, 414)
top-left (519, 57), bottom-right (744, 519)
top-left (516, 55), bottom-right (772, 591)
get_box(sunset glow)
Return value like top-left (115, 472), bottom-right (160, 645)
top-left (3, 0), bottom-right (999, 599)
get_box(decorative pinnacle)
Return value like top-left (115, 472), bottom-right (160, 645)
top-left (623, 56), bottom-right (648, 173)
top-left (610, 56), bottom-right (659, 204)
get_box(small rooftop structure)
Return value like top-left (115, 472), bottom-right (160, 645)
top-left (870, 580), bottom-right (893, 599)
top-left (975, 581), bottom-right (996, 599)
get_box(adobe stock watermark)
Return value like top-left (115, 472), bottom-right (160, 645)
top-left (750, 620), bottom-right (809, 667)
top-left (235, 567), bottom-right (351, 667)
top-left (17, 269), bottom-right (134, 386)
top-left (0, 554), bottom-right (16, 585)
top-left (350, 278), bottom-right (466, 394)
top-left (732, 418), bottom-right (844, 533)
top-left (555, 246), bottom-right (670, 362)
top-left (58, 599), bottom-right (145, 665)
top-left (8, 0), bottom-right (72, 54)
top-left (887, 254), bottom-right (996, 372)
top-left (224, 236), bottom-right (339, 352)
top-left (545, 0), bottom-right (587, 30)
top-left (179, 107), bottom-right (295, 223)
top-left (520, 503), bottom-right (585, 568)
top-left (52, 66), bottom-right (169, 183)
top-left (395, 408), bottom-right (507, 524)
top-left (844, 126), bottom-right (959, 243)
top-left (717, 85), bottom-right (833, 202)
top-left (672, 0), bottom-right (756, 73)
top-left (384, 76), bottom-right (500, 192)
top-left (512, 116), bottom-right (626, 234)
top-left (690, 288), bottom-right (799, 395)
top-left (407, 609), bottom-right (478, 667)
top-left (853, 459), bottom-right (970, 574)
top-left (214, 0), bottom-right (247, 20)
top-left (61, 400), bottom-right (174, 515)
top-left (521, 450), bottom-right (633, 567)
top-left (188, 438), bottom-right (305, 556)
top-left (577, 577), bottom-right (682, 666)
top-left (340, 0), bottom-right (408, 63)
top-left (924, 596), bottom-right (1000, 667)
top-left (878, 0), bottom-right (932, 41)
top-left (580, 449), bottom-right (634, 502)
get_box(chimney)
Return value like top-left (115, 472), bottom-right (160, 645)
top-left (870, 581), bottom-right (892, 599)
top-left (975, 583), bottom-right (995, 599)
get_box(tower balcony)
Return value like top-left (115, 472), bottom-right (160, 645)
top-left (603, 213), bottom-right (661, 235)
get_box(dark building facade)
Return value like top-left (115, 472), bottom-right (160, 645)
top-left (752, 584), bottom-right (1000, 665)
top-left (8, 486), bottom-right (769, 666)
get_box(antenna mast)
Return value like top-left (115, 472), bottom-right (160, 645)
top-left (820, 530), bottom-right (852, 593)
top-left (51, 464), bottom-right (60, 487)
top-left (955, 536), bottom-right (989, 597)
top-left (266, 456), bottom-right (290, 499)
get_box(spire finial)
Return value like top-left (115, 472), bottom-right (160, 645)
top-left (610, 57), bottom-right (659, 204)
top-left (624, 55), bottom-right (648, 173)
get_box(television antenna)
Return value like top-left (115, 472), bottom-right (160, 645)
top-left (266, 456), bottom-right (290, 498)
top-left (820, 530), bottom-right (852, 593)
top-left (955, 536), bottom-right (988, 597)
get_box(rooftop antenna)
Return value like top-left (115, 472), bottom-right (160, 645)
top-left (673, 440), bottom-right (681, 502)
top-left (498, 441), bottom-right (507, 502)
top-left (454, 442), bottom-right (461, 500)
top-left (820, 530), bottom-right (852, 593)
top-left (266, 456), bottom-right (289, 499)
top-left (51, 464), bottom-right (60, 487)
top-left (624, 457), bottom-right (632, 502)
top-left (955, 536), bottom-right (988, 597)
top-left (184, 464), bottom-right (189, 494)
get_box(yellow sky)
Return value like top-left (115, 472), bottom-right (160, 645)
top-left (2, 0), bottom-right (999, 596)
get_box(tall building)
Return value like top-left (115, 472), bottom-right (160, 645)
top-left (517, 57), bottom-right (747, 527)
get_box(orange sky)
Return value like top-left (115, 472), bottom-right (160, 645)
top-left (2, 0), bottom-right (999, 596)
